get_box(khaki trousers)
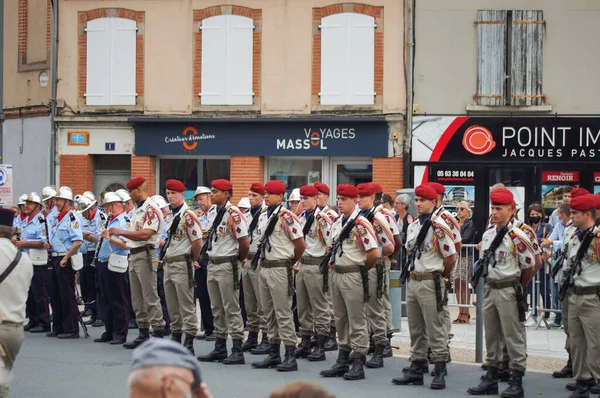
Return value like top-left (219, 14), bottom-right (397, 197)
top-left (366, 267), bottom-right (388, 345)
top-left (330, 271), bottom-right (369, 355)
top-left (129, 250), bottom-right (164, 330)
top-left (568, 293), bottom-right (600, 380)
top-left (562, 297), bottom-right (570, 352)
top-left (483, 286), bottom-right (527, 371)
top-left (241, 265), bottom-right (266, 334)
top-left (164, 260), bottom-right (198, 335)
top-left (381, 259), bottom-right (393, 332)
top-left (207, 261), bottom-right (244, 340)
top-left (259, 266), bottom-right (296, 346)
top-left (296, 263), bottom-right (331, 337)
top-left (0, 323), bottom-right (24, 398)
top-left (407, 279), bottom-right (448, 363)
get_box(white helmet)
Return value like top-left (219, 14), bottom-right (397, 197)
top-left (55, 187), bottom-right (74, 201)
top-left (288, 188), bottom-right (301, 202)
top-left (18, 194), bottom-right (28, 206)
top-left (238, 197), bottom-right (250, 209)
top-left (194, 186), bottom-right (211, 197)
top-left (77, 196), bottom-right (95, 213)
top-left (115, 189), bottom-right (131, 202)
top-left (151, 195), bottom-right (169, 209)
top-left (26, 192), bottom-right (43, 206)
top-left (42, 186), bottom-right (57, 202)
top-left (83, 191), bottom-right (96, 202)
top-left (103, 192), bottom-right (123, 205)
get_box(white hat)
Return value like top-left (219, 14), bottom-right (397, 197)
top-left (55, 187), bottom-right (74, 201)
top-left (194, 186), bottom-right (211, 197)
top-left (42, 186), bottom-right (57, 202)
top-left (288, 188), bottom-right (301, 202)
top-left (82, 191), bottom-right (96, 202)
top-left (77, 196), bottom-right (95, 213)
top-left (151, 195), bottom-right (169, 209)
top-left (25, 192), bottom-right (43, 206)
top-left (103, 192), bottom-right (123, 205)
top-left (238, 197), bottom-right (250, 209)
top-left (115, 189), bottom-right (131, 202)
top-left (18, 194), bottom-right (28, 206)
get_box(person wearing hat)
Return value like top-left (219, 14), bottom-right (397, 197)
top-left (197, 179), bottom-right (249, 365)
top-left (12, 194), bottom-right (28, 235)
top-left (241, 182), bottom-right (269, 354)
top-left (238, 197), bottom-right (251, 214)
top-left (116, 189), bottom-right (136, 219)
top-left (287, 188), bottom-right (302, 216)
top-left (467, 188), bottom-right (537, 397)
top-left (129, 338), bottom-right (212, 398)
top-left (110, 177), bottom-right (165, 349)
top-left (13, 193), bottom-right (51, 333)
top-left (319, 184), bottom-right (378, 380)
top-left (251, 180), bottom-right (306, 372)
top-left (392, 184), bottom-right (456, 389)
top-left (44, 186), bottom-right (83, 339)
top-left (161, 179), bottom-right (203, 355)
top-left (151, 195), bottom-right (172, 337)
top-left (314, 182), bottom-right (339, 221)
top-left (0, 208), bottom-right (34, 397)
top-left (560, 194), bottom-right (600, 397)
top-left (192, 186), bottom-right (215, 342)
top-left (294, 185), bottom-right (335, 362)
top-left (41, 186), bottom-right (58, 225)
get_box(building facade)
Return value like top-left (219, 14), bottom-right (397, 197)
top-left (54, 0), bottom-right (406, 203)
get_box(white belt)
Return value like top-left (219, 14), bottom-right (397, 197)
top-left (51, 252), bottom-right (67, 257)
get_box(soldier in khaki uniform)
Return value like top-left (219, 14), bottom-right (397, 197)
top-left (467, 188), bottom-right (537, 398)
top-left (294, 185), bottom-right (334, 362)
top-left (109, 177), bottom-right (165, 348)
top-left (320, 184), bottom-right (379, 381)
top-left (252, 180), bottom-right (306, 372)
top-left (197, 179), bottom-right (249, 365)
top-left (393, 184), bottom-right (456, 390)
top-left (162, 180), bottom-right (203, 355)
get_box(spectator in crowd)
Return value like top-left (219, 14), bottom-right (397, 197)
top-left (269, 381), bottom-right (335, 398)
top-left (548, 186), bottom-right (573, 227)
top-left (381, 194), bottom-right (395, 214)
top-left (527, 203), bottom-right (553, 320)
top-left (453, 201), bottom-right (475, 324)
top-left (394, 194), bottom-right (414, 269)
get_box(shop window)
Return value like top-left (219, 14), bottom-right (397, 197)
top-left (159, 159), bottom-right (230, 199)
top-left (266, 158), bottom-right (323, 197)
top-left (475, 10), bottom-right (544, 107)
top-left (335, 163), bottom-right (372, 186)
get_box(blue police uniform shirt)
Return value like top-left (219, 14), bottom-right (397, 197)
top-left (81, 209), bottom-right (104, 253)
top-left (98, 212), bottom-right (130, 262)
top-left (20, 213), bottom-right (47, 254)
top-left (200, 205), bottom-right (215, 231)
top-left (156, 223), bottom-right (168, 257)
top-left (50, 210), bottom-right (83, 253)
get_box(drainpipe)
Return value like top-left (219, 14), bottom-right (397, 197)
top-left (403, 0), bottom-right (414, 189)
top-left (49, 0), bottom-right (58, 185)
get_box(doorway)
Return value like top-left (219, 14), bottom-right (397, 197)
top-left (93, 155), bottom-right (131, 199)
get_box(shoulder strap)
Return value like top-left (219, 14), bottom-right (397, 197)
top-left (0, 251), bottom-right (23, 286)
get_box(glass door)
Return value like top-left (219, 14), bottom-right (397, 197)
top-left (483, 166), bottom-right (533, 223)
top-left (330, 159), bottom-right (373, 202)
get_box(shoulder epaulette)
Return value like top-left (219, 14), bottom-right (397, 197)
top-left (100, 213), bottom-right (106, 221)
top-left (124, 216), bottom-right (131, 223)
top-left (69, 212), bottom-right (76, 221)
top-left (38, 215), bottom-right (45, 222)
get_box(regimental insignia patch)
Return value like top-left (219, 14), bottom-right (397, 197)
top-left (517, 241), bottom-right (526, 253)
top-left (285, 215), bottom-right (294, 226)
top-left (232, 213), bottom-right (241, 225)
top-left (359, 226), bottom-right (367, 237)
top-left (73, 222), bottom-right (79, 229)
top-left (436, 229), bottom-right (445, 240)
top-left (374, 223), bottom-right (382, 233)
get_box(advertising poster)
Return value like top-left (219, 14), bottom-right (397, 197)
top-left (595, 172), bottom-right (600, 194)
top-left (541, 171), bottom-right (579, 210)
top-left (428, 165), bottom-right (475, 218)
top-left (0, 165), bottom-right (13, 206)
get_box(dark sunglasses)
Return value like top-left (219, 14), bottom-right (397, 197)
top-left (457, 207), bottom-right (466, 211)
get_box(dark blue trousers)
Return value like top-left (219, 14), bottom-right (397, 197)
top-left (157, 267), bottom-right (171, 333)
top-left (29, 265), bottom-right (52, 329)
top-left (50, 257), bottom-right (80, 334)
top-left (194, 255), bottom-right (214, 334)
top-left (97, 261), bottom-right (129, 341)
top-left (80, 252), bottom-right (97, 318)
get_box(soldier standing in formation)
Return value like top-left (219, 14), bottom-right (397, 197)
top-left (79, 195), bottom-right (104, 327)
top-left (151, 194), bottom-right (172, 337)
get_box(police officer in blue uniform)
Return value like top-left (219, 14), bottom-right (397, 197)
top-left (116, 188), bottom-right (138, 328)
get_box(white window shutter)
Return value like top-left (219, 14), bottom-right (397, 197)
top-left (347, 13), bottom-right (375, 105)
top-left (226, 15), bottom-right (254, 105)
top-left (85, 18), bottom-right (111, 105)
top-left (200, 16), bottom-right (228, 105)
top-left (110, 18), bottom-right (137, 106)
top-left (320, 13), bottom-right (347, 105)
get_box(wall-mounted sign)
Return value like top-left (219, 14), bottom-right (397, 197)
top-left (105, 143), bottom-right (116, 151)
top-left (67, 131), bottom-right (90, 146)
top-left (429, 165), bottom-right (475, 184)
top-left (541, 171), bottom-right (579, 183)
top-left (594, 172), bottom-right (600, 184)
top-left (0, 164), bottom-right (13, 206)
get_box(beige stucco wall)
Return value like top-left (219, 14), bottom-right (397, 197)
top-left (414, 0), bottom-right (600, 114)
top-left (57, 0), bottom-right (405, 115)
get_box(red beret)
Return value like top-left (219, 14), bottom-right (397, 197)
top-left (126, 177), bottom-right (146, 190)
top-left (211, 179), bottom-right (233, 191)
top-left (571, 187), bottom-right (590, 198)
top-left (571, 194), bottom-right (596, 212)
top-left (357, 183), bottom-right (375, 197)
top-left (264, 180), bottom-right (286, 195)
top-left (300, 185), bottom-right (318, 197)
top-left (595, 194), bottom-right (600, 210)
top-left (371, 183), bottom-right (383, 194)
top-left (414, 184), bottom-right (437, 201)
top-left (428, 182), bottom-right (446, 195)
top-left (165, 179), bottom-right (185, 192)
top-left (249, 182), bottom-right (265, 195)
top-left (314, 182), bottom-right (330, 195)
top-left (337, 184), bottom-right (359, 198)
top-left (490, 188), bottom-right (514, 205)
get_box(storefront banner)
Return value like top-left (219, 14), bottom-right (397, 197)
top-left (595, 172), bottom-right (600, 184)
top-left (0, 164), bottom-right (13, 206)
top-left (541, 171), bottom-right (579, 183)
top-left (428, 165), bottom-right (476, 184)
top-left (133, 120), bottom-right (389, 157)
top-left (412, 116), bottom-right (600, 163)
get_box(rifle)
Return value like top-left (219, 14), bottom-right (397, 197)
top-left (251, 205), bottom-right (281, 270)
top-left (91, 215), bottom-right (111, 267)
top-left (159, 213), bottom-right (182, 262)
top-left (550, 244), bottom-right (568, 280)
top-left (559, 221), bottom-right (599, 301)
top-left (400, 215), bottom-right (432, 285)
top-left (199, 205), bottom-right (228, 258)
top-left (470, 224), bottom-right (509, 288)
top-left (40, 215), bottom-right (52, 270)
top-left (319, 212), bottom-right (359, 293)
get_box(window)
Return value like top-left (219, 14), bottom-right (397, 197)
top-left (200, 15), bottom-right (254, 106)
top-left (85, 17), bottom-right (137, 106)
top-left (159, 159), bottom-right (230, 198)
top-left (475, 10), bottom-right (544, 107)
top-left (266, 158), bottom-right (323, 197)
top-left (320, 13), bottom-right (376, 106)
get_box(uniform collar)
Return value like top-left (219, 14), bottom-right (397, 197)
top-left (110, 211), bottom-right (124, 222)
top-left (57, 209), bottom-right (70, 223)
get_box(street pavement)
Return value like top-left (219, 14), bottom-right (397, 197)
top-left (11, 327), bottom-right (573, 398)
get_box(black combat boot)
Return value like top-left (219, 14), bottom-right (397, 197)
top-left (365, 344), bottom-right (385, 369)
top-left (242, 331), bottom-right (258, 352)
top-left (589, 381), bottom-right (600, 394)
top-left (324, 327), bottom-right (338, 351)
top-left (392, 361), bottom-right (425, 385)
top-left (171, 332), bottom-right (183, 343)
top-left (307, 335), bottom-right (327, 362)
top-left (123, 328), bottom-right (150, 349)
top-left (430, 362), bottom-right (447, 390)
top-left (343, 353), bottom-right (366, 380)
top-left (382, 332), bottom-right (393, 358)
top-left (197, 338), bottom-right (228, 362)
top-left (295, 335), bottom-right (312, 359)
top-left (320, 349), bottom-right (350, 377)
top-left (311, 332), bottom-right (318, 348)
top-left (553, 354), bottom-right (573, 378)
top-left (567, 379), bottom-right (595, 392)
top-left (153, 329), bottom-right (164, 339)
top-left (569, 380), bottom-right (592, 398)
top-left (251, 333), bottom-right (271, 355)
top-left (497, 360), bottom-right (510, 382)
top-left (223, 339), bottom-right (245, 365)
top-left (277, 345), bottom-right (298, 372)
top-left (468, 366), bottom-right (499, 395)
top-left (403, 361), bottom-right (429, 374)
top-left (183, 334), bottom-right (195, 355)
top-left (500, 369), bottom-right (524, 398)
top-left (252, 343), bottom-right (282, 369)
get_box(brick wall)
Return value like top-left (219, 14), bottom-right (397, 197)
top-left (230, 156), bottom-right (264, 204)
top-left (59, 155), bottom-right (94, 194)
top-left (373, 157), bottom-right (403, 197)
top-left (18, 0), bottom-right (52, 71)
top-left (131, 155), bottom-right (156, 196)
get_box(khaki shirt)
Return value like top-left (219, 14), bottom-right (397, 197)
top-left (248, 205), bottom-right (267, 254)
top-left (301, 208), bottom-right (333, 258)
top-left (370, 211), bottom-right (395, 257)
top-left (433, 206), bottom-right (462, 245)
top-left (321, 205), bottom-right (339, 222)
top-left (207, 203), bottom-right (249, 257)
top-left (567, 226), bottom-right (600, 288)
top-left (0, 238), bottom-right (33, 323)
top-left (375, 205), bottom-right (400, 237)
top-left (480, 224), bottom-right (536, 280)
top-left (165, 203), bottom-right (203, 258)
top-left (406, 215), bottom-right (456, 273)
top-left (327, 210), bottom-right (378, 266)
top-left (256, 206), bottom-right (303, 261)
top-left (511, 219), bottom-right (542, 255)
top-left (127, 197), bottom-right (163, 249)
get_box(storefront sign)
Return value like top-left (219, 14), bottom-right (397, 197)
top-left (132, 120), bottom-right (388, 157)
top-left (413, 116), bottom-right (600, 163)
top-left (429, 165), bottom-right (475, 184)
top-left (541, 171), bottom-right (579, 183)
